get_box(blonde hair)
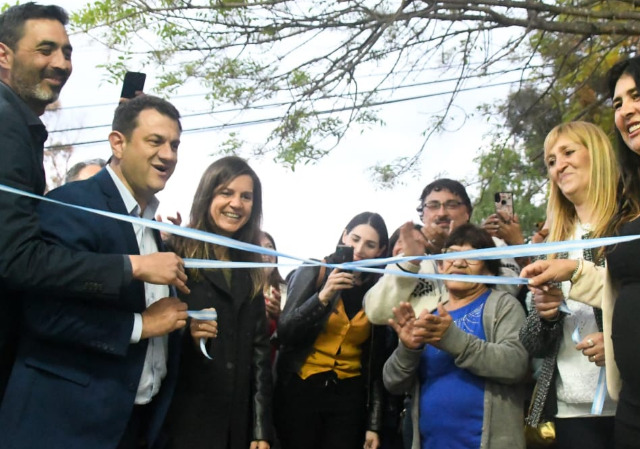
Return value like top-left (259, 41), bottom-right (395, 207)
top-left (544, 121), bottom-right (619, 260)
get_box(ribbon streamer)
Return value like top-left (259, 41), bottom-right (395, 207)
top-left (571, 327), bottom-right (607, 414)
top-left (187, 310), bottom-right (217, 359)
top-left (1, 181), bottom-right (635, 285)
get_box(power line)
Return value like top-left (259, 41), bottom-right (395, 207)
top-left (48, 66), bottom-right (544, 134)
top-left (45, 78), bottom-right (531, 150)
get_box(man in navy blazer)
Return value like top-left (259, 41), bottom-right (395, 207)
top-left (0, 95), bottom-right (188, 449)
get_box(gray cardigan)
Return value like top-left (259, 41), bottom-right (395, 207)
top-left (383, 289), bottom-right (528, 449)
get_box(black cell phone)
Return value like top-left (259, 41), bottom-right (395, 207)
top-left (494, 192), bottom-right (514, 221)
top-left (120, 71), bottom-right (146, 99)
top-left (334, 245), bottom-right (354, 264)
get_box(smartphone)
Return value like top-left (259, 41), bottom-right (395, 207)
top-left (334, 245), bottom-right (354, 264)
top-left (494, 192), bottom-right (514, 221)
top-left (120, 71), bottom-right (146, 99)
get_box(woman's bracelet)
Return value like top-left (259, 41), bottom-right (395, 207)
top-left (570, 258), bottom-right (583, 284)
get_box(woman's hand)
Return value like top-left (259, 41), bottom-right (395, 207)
top-left (414, 303), bottom-right (452, 348)
top-left (189, 307), bottom-right (218, 343)
top-left (521, 259), bottom-right (578, 287)
top-left (265, 286), bottom-right (281, 320)
top-left (249, 440), bottom-right (270, 449)
top-left (364, 430), bottom-right (380, 449)
top-left (318, 268), bottom-right (354, 306)
top-left (483, 212), bottom-right (524, 245)
top-left (398, 222), bottom-right (428, 260)
top-left (576, 332), bottom-right (606, 367)
top-left (531, 286), bottom-right (564, 321)
top-left (389, 302), bottom-right (423, 350)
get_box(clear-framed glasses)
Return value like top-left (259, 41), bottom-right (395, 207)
top-left (439, 248), bottom-right (483, 266)
top-left (416, 200), bottom-right (464, 213)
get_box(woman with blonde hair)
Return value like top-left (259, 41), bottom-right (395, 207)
top-left (520, 121), bottom-right (618, 449)
top-left (523, 57), bottom-right (640, 448)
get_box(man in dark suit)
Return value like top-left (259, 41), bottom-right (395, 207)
top-left (0, 3), bottom-right (188, 401)
top-left (0, 95), bottom-right (189, 449)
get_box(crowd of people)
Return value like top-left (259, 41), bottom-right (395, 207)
top-left (2, 2), bottom-right (640, 449)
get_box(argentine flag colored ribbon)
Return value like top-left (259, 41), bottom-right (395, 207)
top-left (2, 181), bottom-right (640, 285)
top-left (571, 327), bottom-right (607, 415)
top-left (0, 183), bottom-right (313, 264)
top-left (187, 310), bottom-right (217, 360)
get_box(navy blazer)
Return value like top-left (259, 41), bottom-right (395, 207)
top-left (0, 169), bottom-right (180, 449)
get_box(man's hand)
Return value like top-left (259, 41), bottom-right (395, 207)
top-left (141, 297), bottom-right (188, 339)
top-left (249, 440), bottom-right (270, 449)
top-left (420, 222), bottom-right (450, 254)
top-left (130, 252), bottom-right (190, 294)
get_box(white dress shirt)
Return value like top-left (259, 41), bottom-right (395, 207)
top-left (106, 166), bottom-right (169, 405)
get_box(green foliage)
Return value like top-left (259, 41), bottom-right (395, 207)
top-left (471, 139), bottom-right (548, 237)
top-left (474, 1), bottom-right (640, 235)
top-left (69, 0), bottom-right (640, 188)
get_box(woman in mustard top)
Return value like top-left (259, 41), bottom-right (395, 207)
top-left (275, 212), bottom-right (388, 449)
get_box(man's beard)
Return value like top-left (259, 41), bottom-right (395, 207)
top-left (10, 66), bottom-right (67, 107)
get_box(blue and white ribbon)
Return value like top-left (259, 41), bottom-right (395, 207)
top-left (187, 310), bottom-right (217, 360)
top-left (2, 182), bottom-right (638, 284)
top-left (571, 328), bottom-right (607, 415)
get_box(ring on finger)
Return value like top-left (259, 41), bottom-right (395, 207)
top-left (589, 355), bottom-right (596, 362)
top-left (587, 338), bottom-right (594, 347)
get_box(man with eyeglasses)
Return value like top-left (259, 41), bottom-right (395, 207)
top-left (364, 178), bottom-right (519, 324)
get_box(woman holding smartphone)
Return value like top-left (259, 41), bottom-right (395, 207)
top-left (164, 156), bottom-right (272, 449)
top-left (275, 212), bottom-right (388, 449)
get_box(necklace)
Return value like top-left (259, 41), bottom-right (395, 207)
top-left (577, 218), bottom-right (592, 233)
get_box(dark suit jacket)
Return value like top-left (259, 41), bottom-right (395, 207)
top-left (0, 169), bottom-right (180, 449)
top-left (0, 82), bottom-right (126, 399)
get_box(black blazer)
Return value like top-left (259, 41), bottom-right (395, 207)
top-left (165, 266), bottom-right (273, 449)
top-left (276, 259), bottom-right (386, 432)
top-left (0, 82), bottom-right (125, 398)
top-left (0, 169), bottom-right (181, 449)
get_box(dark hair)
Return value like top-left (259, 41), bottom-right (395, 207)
top-left (605, 57), bottom-right (640, 235)
top-left (262, 231), bottom-right (285, 288)
top-left (338, 211), bottom-right (389, 255)
top-left (443, 223), bottom-right (500, 276)
top-left (0, 3), bottom-right (68, 50)
top-left (112, 95), bottom-right (182, 139)
top-left (419, 178), bottom-right (473, 217)
top-left (171, 156), bottom-right (263, 294)
top-left (64, 158), bottom-right (107, 183)
top-left (328, 211), bottom-right (388, 288)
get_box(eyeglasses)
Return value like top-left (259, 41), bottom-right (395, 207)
top-left (416, 200), bottom-right (464, 213)
top-left (439, 248), bottom-right (483, 266)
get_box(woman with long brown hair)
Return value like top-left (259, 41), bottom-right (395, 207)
top-left (164, 156), bottom-right (272, 449)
